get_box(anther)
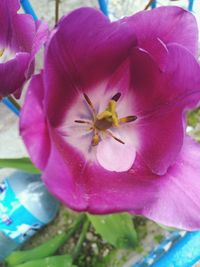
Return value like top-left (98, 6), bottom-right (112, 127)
top-left (119, 115), bottom-right (137, 124)
top-left (74, 120), bottom-right (91, 124)
top-left (106, 130), bottom-right (125, 145)
top-left (83, 93), bottom-right (93, 106)
top-left (0, 49), bottom-right (4, 57)
top-left (111, 92), bottom-right (121, 102)
top-left (83, 93), bottom-right (96, 117)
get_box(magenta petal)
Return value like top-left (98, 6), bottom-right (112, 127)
top-left (30, 20), bottom-right (49, 61)
top-left (131, 45), bottom-right (200, 115)
top-left (0, 53), bottom-right (30, 97)
top-left (43, 134), bottom-right (200, 230)
top-left (10, 13), bottom-right (36, 52)
top-left (41, 131), bottom-right (145, 213)
top-left (44, 7), bottom-right (137, 124)
top-left (0, 0), bottom-right (48, 97)
top-left (20, 6), bottom-right (200, 231)
top-left (136, 108), bottom-right (184, 175)
top-left (132, 137), bottom-right (200, 231)
top-left (131, 45), bottom-right (200, 175)
top-left (20, 74), bottom-right (51, 170)
top-left (0, 0), bottom-right (36, 52)
top-left (43, 142), bottom-right (88, 211)
top-left (0, 0), bottom-right (20, 47)
top-left (124, 6), bottom-right (198, 57)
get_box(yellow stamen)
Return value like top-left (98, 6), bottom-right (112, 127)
top-left (96, 100), bottom-right (119, 127)
top-left (74, 93), bottom-right (136, 147)
top-left (108, 100), bottom-right (118, 126)
top-left (0, 49), bottom-right (4, 57)
top-left (108, 100), bottom-right (116, 114)
top-left (111, 113), bottom-right (119, 127)
top-left (119, 115), bottom-right (137, 124)
top-left (96, 110), bottom-right (112, 120)
top-left (92, 129), bottom-right (100, 146)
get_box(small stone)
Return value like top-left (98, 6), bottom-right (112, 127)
top-left (86, 232), bottom-right (94, 240)
top-left (91, 243), bottom-right (99, 254)
top-left (103, 248), bottom-right (110, 257)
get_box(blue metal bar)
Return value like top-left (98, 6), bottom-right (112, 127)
top-left (20, 0), bottom-right (38, 20)
top-left (152, 231), bottom-right (200, 267)
top-left (188, 0), bottom-right (194, 11)
top-left (2, 98), bottom-right (20, 116)
top-left (133, 231), bottom-right (184, 267)
top-left (98, 0), bottom-right (109, 16)
top-left (151, 0), bottom-right (157, 9)
top-left (133, 230), bottom-right (200, 267)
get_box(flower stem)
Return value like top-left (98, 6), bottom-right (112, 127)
top-left (7, 95), bottom-right (21, 111)
top-left (72, 217), bottom-right (90, 262)
top-left (144, 0), bottom-right (155, 10)
top-left (55, 0), bottom-right (60, 23)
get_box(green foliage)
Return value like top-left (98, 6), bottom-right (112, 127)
top-left (6, 233), bottom-right (69, 266)
top-left (187, 108), bottom-right (200, 127)
top-left (14, 255), bottom-right (76, 267)
top-left (154, 234), bottom-right (164, 244)
top-left (72, 219), bottom-right (90, 261)
top-left (0, 157), bottom-right (40, 173)
top-left (94, 249), bottom-right (129, 267)
top-left (6, 214), bottom-right (85, 267)
top-left (88, 213), bottom-right (137, 248)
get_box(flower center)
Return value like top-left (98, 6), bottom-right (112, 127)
top-left (75, 93), bottom-right (137, 146)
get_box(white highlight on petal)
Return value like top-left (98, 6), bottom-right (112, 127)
top-left (96, 136), bottom-right (136, 172)
top-left (0, 48), bottom-right (15, 64)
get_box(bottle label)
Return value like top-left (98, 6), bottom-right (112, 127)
top-left (0, 179), bottom-right (44, 244)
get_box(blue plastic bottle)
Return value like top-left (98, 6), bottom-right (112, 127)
top-left (0, 171), bottom-right (59, 262)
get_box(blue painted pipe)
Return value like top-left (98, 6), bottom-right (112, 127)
top-left (188, 0), bottom-right (194, 12)
top-left (152, 231), bottom-right (200, 267)
top-left (20, 0), bottom-right (38, 21)
top-left (2, 98), bottom-right (20, 116)
top-left (133, 231), bottom-right (200, 267)
top-left (151, 0), bottom-right (157, 9)
top-left (98, 0), bottom-right (108, 16)
top-left (133, 231), bottom-right (183, 267)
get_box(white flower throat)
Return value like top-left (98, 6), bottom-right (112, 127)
top-left (74, 92), bottom-right (137, 146)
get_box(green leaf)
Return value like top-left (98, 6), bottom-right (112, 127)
top-left (14, 255), bottom-right (74, 267)
top-left (0, 157), bottom-right (40, 174)
top-left (187, 107), bottom-right (200, 127)
top-left (154, 234), bottom-right (164, 244)
top-left (87, 213), bottom-right (137, 248)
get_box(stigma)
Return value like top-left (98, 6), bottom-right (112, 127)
top-left (75, 92), bottom-right (137, 146)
